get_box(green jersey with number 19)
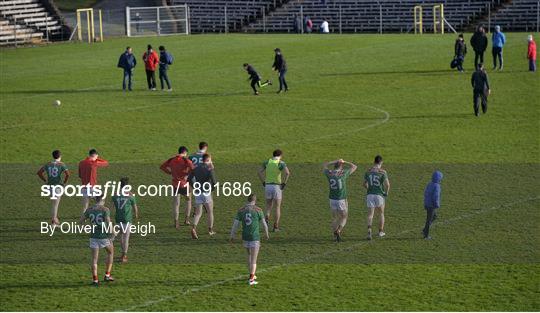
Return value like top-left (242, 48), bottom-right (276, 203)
top-left (235, 205), bottom-right (264, 241)
top-left (325, 169), bottom-right (351, 200)
top-left (364, 169), bottom-right (388, 196)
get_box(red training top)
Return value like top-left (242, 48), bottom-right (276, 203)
top-left (160, 155), bottom-right (194, 188)
top-left (143, 50), bottom-right (159, 71)
top-left (78, 157), bottom-right (109, 186)
top-left (528, 40), bottom-right (537, 60)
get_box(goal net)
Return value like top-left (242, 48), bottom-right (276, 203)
top-left (126, 5), bottom-right (189, 37)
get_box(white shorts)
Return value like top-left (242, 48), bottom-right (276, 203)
top-left (265, 184), bottom-right (282, 200)
top-left (89, 238), bottom-right (112, 249)
top-left (243, 240), bottom-right (260, 249)
top-left (195, 193), bottom-right (213, 205)
top-left (329, 199), bottom-right (348, 212)
top-left (366, 194), bottom-right (385, 209)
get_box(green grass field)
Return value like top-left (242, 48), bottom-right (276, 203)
top-left (0, 33), bottom-right (539, 311)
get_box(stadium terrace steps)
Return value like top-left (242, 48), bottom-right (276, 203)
top-left (481, 0), bottom-right (539, 32)
top-left (0, 0), bottom-right (68, 45)
top-left (171, 0), bottom-right (289, 33)
top-left (246, 0), bottom-right (505, 33)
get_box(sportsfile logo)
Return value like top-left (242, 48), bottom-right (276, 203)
top-left (40, 181), bottom-right (252, 199)
top-left (41, 221), bottom-right (155, 237)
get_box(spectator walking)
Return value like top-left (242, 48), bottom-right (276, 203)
top-left (320, 18), bottom-right (329, 33)
top-left (527, 35), bottom-right (537, 72)
top-left (454, 34), bottom-right (467, 72)
top-left (117, 47), bottom-right (137, 91)
top-left (134, 13), bottom-right (142, 33)
top-left (422, 171), bottom-right (443, 239)
top-left (158, 45), bottom-right (174, 91)
top-left (143, 44), bottom-right (159, 90)
top-left (470, 25), bottom-right (488, 68)
top-left (471, 63), bottom-right (491, 116)
top-left (272, 48), bottom-right (288, 94)
top-left (492, 25), bottom-right (506, 70)
top-left (293, 14), bottom-right (302, 33)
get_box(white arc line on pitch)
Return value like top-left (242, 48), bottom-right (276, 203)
top-left (119, 196), bottom-right (540, 311)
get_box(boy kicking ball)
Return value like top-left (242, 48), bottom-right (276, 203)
top-left (229, 194), bottom-right (269, 285)
top-left (243, 63), bottom-right (272, 95)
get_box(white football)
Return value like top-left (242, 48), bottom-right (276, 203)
top-left (53, 100), bottom-right (61, 106)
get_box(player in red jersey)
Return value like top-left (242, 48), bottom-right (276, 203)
top-left (78, 149), bottom-right (109, 212)
top-left (160, 146), bottom-right (195, 229)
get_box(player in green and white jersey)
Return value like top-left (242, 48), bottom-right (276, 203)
top-left (111, 177), bottom-right (139, 264)
top-left (79, 196), bottom-right (114, 286)
top-left (188, 142), bottom-right (209, 168)
top-left (229, 194), bottom-right (269, 286)
top-left (37, 150), bottom-right (70, 225)
top-left (257, 149), bottom-right (290, 232)
top-left (363, 155), bottom-right (390, 240)
top-left (323, 159), bottom-right (357, 242)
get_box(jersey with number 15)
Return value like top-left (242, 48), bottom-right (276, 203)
top-left (364, 169), bottom-right (388, 196)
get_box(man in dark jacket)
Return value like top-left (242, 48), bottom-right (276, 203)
top-left (117, 47), bottom-right (137, 91)
top-left (158, 46), bottom-right (173, 91)
top-left (470, 25), bottom-right (488, 68)
top-left (423, 171), bottom-right (443, 239)
top-left (272, 48), bottom-right (288, 94)
top-left (454, 34), bottom-right (467, 72)
top-left (243, 63), bottom-right (271, 95)
top-left (471, 63), bottom-right (491, 116)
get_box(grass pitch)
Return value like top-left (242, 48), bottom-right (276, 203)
top-left (0, 33), bottom-right (539, 311)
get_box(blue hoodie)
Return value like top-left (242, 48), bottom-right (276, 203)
top-left (424, 171), bottom-right (443, 209)
top-left (492, 28), bottom-right (506, 48)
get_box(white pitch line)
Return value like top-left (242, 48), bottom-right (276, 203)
top-left (119, 196), bottom-right (540, 311)
top-left (120, 97), bottom-right (391, 163)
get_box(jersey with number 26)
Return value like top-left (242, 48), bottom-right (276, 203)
top-left (235, 205), bottom-right (264, 241)
top-left (364, 169), bottom-right (388, 196)
top-left (84, 206), bottom-right (110, 239)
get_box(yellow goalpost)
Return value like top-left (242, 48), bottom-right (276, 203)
top-left (413, 3), bottom-right (445, 34)
top-left (76, 8), bottom-right (103, 43)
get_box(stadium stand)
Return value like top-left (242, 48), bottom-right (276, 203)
top-left (246, 0), bottom-right (507, 33)
top-left (486, 0), bottom-right (539, 32)
top-left (0, 0), bottom-right (69, 46)
top-left (170, 0), bottom-right (287, 33)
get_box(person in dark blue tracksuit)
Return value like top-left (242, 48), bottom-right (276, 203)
top-left (117, 47), bottom-right (137, 91)
top-left (272, 48), bottom-right (288, 93)
top-left (423, 171), bottom-right (443, 239)
top-left (158, 45), bottom-right (173, 91)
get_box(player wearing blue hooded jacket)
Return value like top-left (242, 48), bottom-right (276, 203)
top-left (423, 171), bottom-right (443, 239)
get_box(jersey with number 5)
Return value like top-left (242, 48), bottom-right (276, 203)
top-left (325, 169), bottom-right (351, 200)
top-left (364, 170), bottom-right (388, 196)
top-left (235, 205), bottom-right (264, 241)
top-left (84, 206), bottom-right (110, 239)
